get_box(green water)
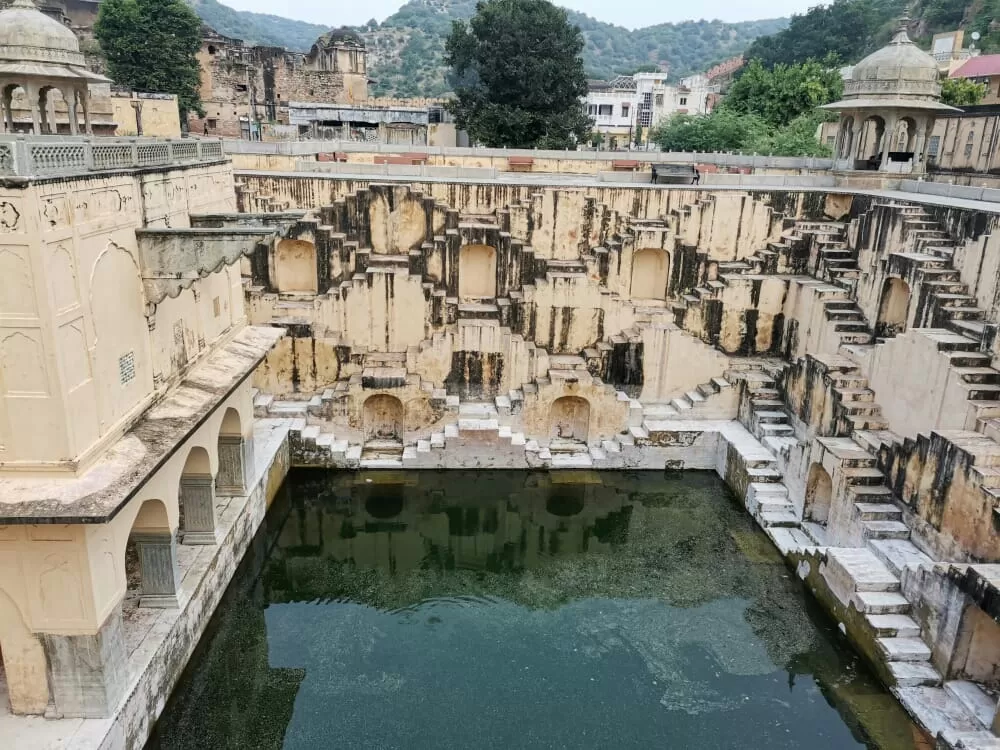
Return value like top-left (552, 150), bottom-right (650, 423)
top-left (147, 470), bottom-right (924, 750)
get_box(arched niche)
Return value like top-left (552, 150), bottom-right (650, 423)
top-left (548, 396), bottom-right (590, 443)
top-left (876, 277), bottom-right (911, 338)
top-left (125, 498), bottom-right (180, 608)
top-left (90, 243), bottom-right (150, 431)
top-left (459, 244), bottom-right (498, 300)
top-left (274, 239), bottom-right (318, 293)
top-left (631, 248), bottom-right (670, 300)
top-left (805, 463), bottom-right (833, 524)
top-left (363, 394), bottom-right (404, 444)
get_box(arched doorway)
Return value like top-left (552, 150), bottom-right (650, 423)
top-left (179, 446), bottom-right (217, 544)
top-left (836, 116), bottom-right (855, 160)
top-left (125, 498), bottom-right (179, 608)
top-left (459, 244), bottom-right (497, 300)
top-left (859, 115), bottom-right (886, 169)
top-left (876, 277), bottom-right (911, 338)
top-left (805, 464), bottom-right (833, 524)
top-left (548, 396), bottom-right (590, 443)
top-left (363, 394), bottom-right (404, 444)
top-left (631, 248), bottom-right (670, 300)
top-left (274, 239), bottom-right (318, 293)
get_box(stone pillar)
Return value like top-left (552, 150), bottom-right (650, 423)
top-left (879, 115), bottom-right (898, 172)
top-left (180, 474), bottom-right (218, 544)
top-left (82, 95), bottom-right (92, 136)
top-left (133, 532), bottom-right (181, 607)
top-left (43, 608), bottom-right (127, 718)
top-left (26, 84), bottom-right (41, 134)
top-left (216, 435), bottom-right (249, 496)
top-left (66, 88), bottom-right (79, 136)
top-left (1, 87), bottom-right (12, 133)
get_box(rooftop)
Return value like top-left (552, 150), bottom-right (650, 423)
top-left (950, 53), bottom-right (1000, 79)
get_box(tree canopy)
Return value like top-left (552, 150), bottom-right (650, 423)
top-left (445, 0), bottom-right (591, 149)
top-left (721, 59), bottom-right (843, 128)
top-left (940, 76), bottom-right (988, 107)
top-left (650, 59), bottom-right (840, 157)
top-left (95, 0), bottom-right (204, 117)
top-left (744, 0), bottom-right (906, 69)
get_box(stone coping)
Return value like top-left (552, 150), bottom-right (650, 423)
top-left (234, 169), bottom-right (1000, 214)
top-left (0, 326), bottom-right (284, 524)
top-left (0, 418), bottom-right (292, 750)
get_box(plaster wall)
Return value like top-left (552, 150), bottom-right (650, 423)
top-left (0, 162), bottom-right (238, 473)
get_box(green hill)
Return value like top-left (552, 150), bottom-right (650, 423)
top-left (186, 0), bottom-right (788, 97)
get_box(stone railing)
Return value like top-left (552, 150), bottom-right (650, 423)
top-left (0, 135), bottom-right (227, 179)
top-left (222, 138), bottom-right (835, 171)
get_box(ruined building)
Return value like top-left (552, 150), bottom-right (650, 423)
top-left (189, 27), bottom-right (369, 139)
top-left (6, 16), bottom-right (1000, 750)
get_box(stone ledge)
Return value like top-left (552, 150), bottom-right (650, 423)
top-left (0, 326), bottom-right (284, 523)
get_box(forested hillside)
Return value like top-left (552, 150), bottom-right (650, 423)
top-left (746, 0), bottom-right (997, 69)
top-left (186, 0), bottom-right (787, 97)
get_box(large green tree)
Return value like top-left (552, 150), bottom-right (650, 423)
top-left (721, 59), bottom-right (843, 128)
top-left (940, 76), bottom-right (988, 107)
top-left (95, 0), bottom-right (204, 118)
top-left (445, 0), bottom-right (591, 149)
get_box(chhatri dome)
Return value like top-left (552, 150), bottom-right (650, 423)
top-left (821, 20), bottom-right (959, 173)
top-left (0, 0), bottom-right (109, 135)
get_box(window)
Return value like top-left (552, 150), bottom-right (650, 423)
top-left (213, 296), bottom-right (221, 317)
top-left (587, 104), bottom-right (597, 115)
top-left (235, 84), bottom-right (248, 92)
top-left (598, 104), bottom-right (613, 116)
top-left (654, 94), bottom-right (664, 107)
top-left (206, 118), bottom-right (218, 130)
top-left (621, 103), bottom-right (630, 117)
top-left (826, 136), bottom-right (836, 148)
top-left (119, 351), bottom-right (136, 386)
top-left (928, 135), bottom-right (941, 158)
top-left (207, 45), bottom-right (217, 55)
top-left (965, 130), bottom-right (975, 158)
top-left (679, 97), bottom-right (687, 106)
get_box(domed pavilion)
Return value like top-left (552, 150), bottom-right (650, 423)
top-left (0, 0), bottom-right (110, 134)
top-left (821, 21), bottom-right (960, 173)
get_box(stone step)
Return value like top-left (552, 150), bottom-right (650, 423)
top-left (759, 509), bottom-right (799, 527)
top-left (459, 402), bottom-right (500, 418)
top-left (896, 686), bottom-right (986, 737)
top-left (944, 681), bottom-right (998, 729)
top-left (754, 410), bottom-right (788, 424)
top-left (889, 662), bottom-right (943, 688)
top-left (855, 502), bottom-right (902, 521)
top-left (869, 538), bottom-right (934, 577)
top-left (877, 636), bottom-right (932, 662)
top-left (602, 439), bottom-right (622, 454)
top-left (853, 590), bottom-right (910, 614)
top-left (843, 467), bottom-right (886, 486)
top-left (863, 520), bottom-right (911, 540)
top-left (550, 452), bottom-right (593, 468)
top-left (827, 547), bottom-right (900, 593)
top-left (866, 613), bottom-right (921, 638)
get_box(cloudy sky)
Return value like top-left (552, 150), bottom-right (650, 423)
top-left (221, 0), bottom-right (819, 29)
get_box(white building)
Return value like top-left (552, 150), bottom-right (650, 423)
top-left (585, 72), bottom-right (718, 147)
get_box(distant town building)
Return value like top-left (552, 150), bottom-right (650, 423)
top-left (950, 54), bottom-right (1000, 105)
top-left (584, 70), bottom-right (718, 148)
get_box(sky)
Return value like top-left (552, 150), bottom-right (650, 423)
top-left (220, 0), bottom-right (820, 30)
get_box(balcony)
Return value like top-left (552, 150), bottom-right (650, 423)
top-left (0, 135), bottom-right (226, 179)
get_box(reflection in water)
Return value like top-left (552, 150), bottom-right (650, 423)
top-left (148, 471), bottom-right (926, 750)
